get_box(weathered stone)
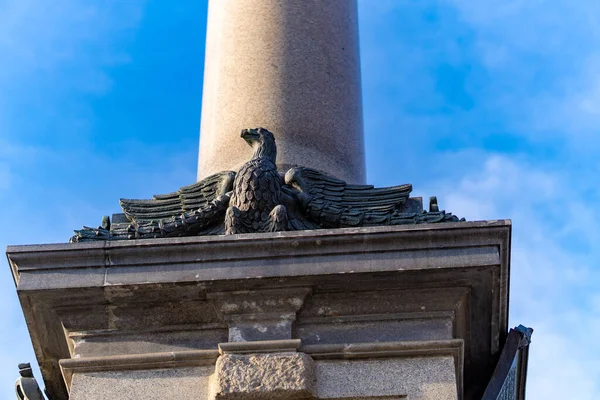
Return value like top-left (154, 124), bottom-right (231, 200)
top-left (7, 221), bottom-right (511, 399)
top-left (59, 349), bottom-right (219, 394)
top-left (214, 353), bottom-right (316, 400)
top-left (209, 288), bottom-right (311, 342)
top-left (15, 363), bottom-right (45, 400)
top-left (69, 367), bottom-right (213, 400)
top-left (316, 357), bottom-right (458, 400)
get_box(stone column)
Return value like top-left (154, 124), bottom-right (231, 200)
top-left (198, 0), bottom-right (366, 184)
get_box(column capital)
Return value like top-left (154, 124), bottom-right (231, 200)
top-left (208, 287), bottom-right (312, 342)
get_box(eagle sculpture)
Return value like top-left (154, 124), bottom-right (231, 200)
top-left (71, 128), bottom-right (462, 242)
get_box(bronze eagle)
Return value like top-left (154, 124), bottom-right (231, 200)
top-left (71, 128), bottom-right (462, 242)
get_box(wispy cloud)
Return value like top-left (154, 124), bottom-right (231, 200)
top-left (358, 0), bottom-right (600, 397)
top-left (445, 0), bottom-right (600, 146)
top-left (430, 155), bottom-right (600, 398)
top-left (0, 1), bottom-right (148, 397)
top-left (359, 0), bottom-right (600, 173)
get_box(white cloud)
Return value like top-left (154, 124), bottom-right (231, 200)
top-left (359, 1), bottom-right (600, 397)
top-left (526, 327), bottom-right (597, 399)
top-left (445, 0), bottom-right (600, 58)
top-left (444, 0), bottom-right (600, 144)
top-left (0, 1), bottom-right (148, 397)
top-left (428, 154), bottom-right (600, 399)
top-left (359, 0), bottom-right (600, 162)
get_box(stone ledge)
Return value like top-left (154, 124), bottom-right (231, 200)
top-left (303, 339), bottom-right (464, 398)
top-left (219, 340), bottom-right (301, 354)
top-left (302, 339), bottom-right (463, 360)
top-left (59, 349), bottom-right (220, 391)
top-left (7, 221), bottom-right (510, 290)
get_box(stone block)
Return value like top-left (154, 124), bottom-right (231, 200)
top-left (214, 353), bottom-right (316, 399)
top-left (69, 366), bottom-right (213, 400)
top-left (316, 357), bottom-right (458, 400)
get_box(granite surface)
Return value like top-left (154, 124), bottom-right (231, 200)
top-left (69, 366), bottom-right (213, 400)
top-left (198, 0), bottom-right (365, 184)
top-left (316, 357), bottom-right (458, 400)
top-left (214, 353), bottom-right (316, 399)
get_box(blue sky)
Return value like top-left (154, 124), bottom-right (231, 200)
top-left (1, 0), bottom-right (599, 398)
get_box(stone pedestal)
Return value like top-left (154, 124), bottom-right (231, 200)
top-left (7, 221), bottom-right (511, 399)
top-left (197, 0), bottom-right (365, 183)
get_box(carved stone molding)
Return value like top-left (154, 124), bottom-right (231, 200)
top-left (209, 288), bottom-right (312, 342)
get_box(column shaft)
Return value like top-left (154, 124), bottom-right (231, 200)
top-left (198, 0), bottom-right (365, 183)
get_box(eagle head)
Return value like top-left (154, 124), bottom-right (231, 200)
top-left (241, 128), bottom-right (277, 162)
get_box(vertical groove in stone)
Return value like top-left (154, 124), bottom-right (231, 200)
top-left (198, 0), bottom-right (365, 184)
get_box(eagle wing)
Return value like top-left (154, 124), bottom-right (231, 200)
top-left (120, 171), bottom-right (235, 221)
top-left (71, 171), bottom-right (235, 242)
top-left (284, 167), bottom-right (413, 229)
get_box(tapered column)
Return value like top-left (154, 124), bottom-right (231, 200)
top-left (198, 0), bottom-right (365, 184)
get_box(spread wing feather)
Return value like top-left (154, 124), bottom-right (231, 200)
top-left (284, 167), bottom-right (461, 229)
top-left (120, 171), bottom-right (235, 221)
top-left (71, 171), bottom-right (235, 242)
top-left (285, 167), bottom-right (412, 215)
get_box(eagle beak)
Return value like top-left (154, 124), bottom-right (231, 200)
top-left (241, 128), bottom-right (260, 144)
